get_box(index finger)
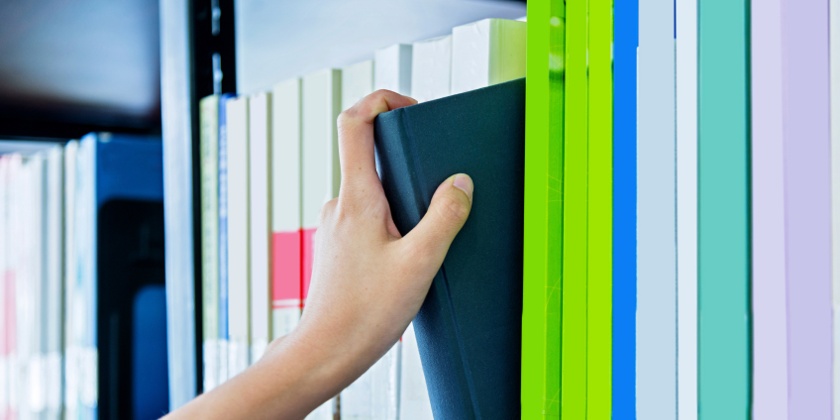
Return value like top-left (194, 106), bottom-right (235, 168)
top-left (336, 89), bottom-right (417, 195)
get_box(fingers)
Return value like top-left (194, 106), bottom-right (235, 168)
top-left (402, 174), bottom-right (473, 268)
top-left (336, 90), bottom-right (417, 196)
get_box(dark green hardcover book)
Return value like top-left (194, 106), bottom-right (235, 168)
top-left (374, 78), bottom-right (524, 419)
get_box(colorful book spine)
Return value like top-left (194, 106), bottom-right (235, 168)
top-left (636, 0), bottom-right (677, 417)
top-left (522, 1), bottom-right (563, 417)
top-left (563, 0), bottom-right (587, 417)
top-left (751, 0), bottom-right (789, 417)
top-left (588, 0), bottom-right (612, 417)
top-left (698, 0), bottom-right (752, 417)
top-left (199, 95), bottom-right (221, 391)
top-left (780, 0), bottom-right (833, 417)
top-left (225, 97), bottom-right (252, 378)
top-left (270, 79), bottom-right (302, 340)
top-left (217, 93), bottom-right (234, 384)
top-left (249, 92), bottom-right (272, 363)
top-left (676, 0), bottom-right (698, 418)
top-left (612, 0), bottom-right (638, 417)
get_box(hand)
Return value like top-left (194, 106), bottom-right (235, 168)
top-left (165, 89), bottom-right (473, 420)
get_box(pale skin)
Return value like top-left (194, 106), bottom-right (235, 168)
top-left (165, 90), bottom-right (474, 420)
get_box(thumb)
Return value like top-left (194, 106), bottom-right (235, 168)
top-left (403, 174), bottom-right (473, 265)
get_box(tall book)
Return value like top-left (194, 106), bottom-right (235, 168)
top-left (637, 0), bottom-right (677, 417)
top-left (833, 0), bottom-right (840, 415)
top-left (43, 146), bottom-right (63, 418)
top-left (779, 0), bottom-right (833, 417)
top-left (199, 95), bottom-right (221, 391)
top-left (751, 0), bottom-right (789, 417)
top-left (522, 1), bottom-right (563, 418)
top-left (375, 78), bottom-right (524, 419)
top-left (225, 97), bottom-right (252, 377)
top-left (217, 93), bottom-right (235, 384)
top-left (563, 1), bottom-right (587, 417)
top-left (249, 92), bottom-right (272, 363)
top-left (270, 79), bottom-right (302, 341)
top-left (375, 44), bottom-right (412, 95)
top-left (301, 69), bottom-right (342, 420)
top-left (5, 154), bottom-right (23, 420)
top-left (450, 18), bottom-right (526, 95)
top-left (587, 0), bottom-right (613, 417)
top-left (612, 0), bottom-right (638, 417)
top-left (698, 0), bottom-right (752, 417)
top-left (410, 36), bottom-right (451, 103)
top-left (676, 0), bottom-right (698, 418)
top-left (63, 140), bottom-right (79, 420)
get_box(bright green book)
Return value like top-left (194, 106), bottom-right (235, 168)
top-left (563, 0), bottom-right (588, 418)
top-left (522, 0), bottom-right (564, 418)
top-left (698, 0), bottom-right (751, 417)
top-left (587, 0), bottom-right (613, 417)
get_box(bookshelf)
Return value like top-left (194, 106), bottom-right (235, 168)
top-left (160, 0), bottom-right (526, 411)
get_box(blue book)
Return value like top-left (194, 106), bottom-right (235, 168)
top-left (374, 79), bottom-right (524, 419)
top-left (217, 93), bottom-right (235, 382)
top-left (76, 132), bottom-right (165, 418)
top-left (612, 0), bottom-right (638, 418)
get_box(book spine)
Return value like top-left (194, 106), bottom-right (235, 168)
top-left (0, 156), bottom-right (8, 420)
top-left (44, 147), bottom-right (63, 417)
top-left (218, 94), bottom-right (233, 384)
top-left (612, 0), bottom-right (638, 417)
top-left (63, 141), bottom-right (79, 420)
top-left (78, 135), bottom-right (97, 419)
top-left (199, 95), bottom-right (221, 391)
top-left (249, 93), bottom-right (272, 363)
top-left (778, 0), bottom-right (832, 417)
top-left (751, 0), bottom-right (788, 416)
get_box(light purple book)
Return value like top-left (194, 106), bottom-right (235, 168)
top-left (751, 1), bottom-right (789, 418)
top-left (781, 0), bottom-right (834, 418)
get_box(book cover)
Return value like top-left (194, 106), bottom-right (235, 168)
top-left (225, 98), bottom-right (252, 377)
top-left (199, 94), bottom-right (221, 391)
top-left (562, 1), bottom-right (587, 417)
top-left (410, 36), bottom-right (452, 102)
top-left (612, 0), bottom-right (638, 418)
top-left (637, 0), bottom-right (677, 417)
top-left (750, 0), bottom-right (789, 417)
top-left (676, 0), bottom-right (698, 418)
top-left (450, 18), bottom-right (526, 95)
top-left (587, 0), bottom-right (613, 417)
top-left (779, 0), bottom-right (832, 417)
top-left (270, 79), bottom-right (302, 341)
top-left (375, 77), bottom-right (524, 419)
top-left (249, 92), bottom-right (272, 363)
top-left (522, 1), bottom-right (563, 418)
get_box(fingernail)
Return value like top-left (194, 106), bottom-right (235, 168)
top-left (453, 174), bottom-right (473, 201)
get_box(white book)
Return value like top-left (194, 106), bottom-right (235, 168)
top-left (399, 324), bottom-right (432, 420)
top-left (411, 35), bottom-right (452, 102)
top-left (249, 92), bottom-right (272, 363)
top-left (637, 0), bottom-right (678, 417)
top-left (270, 79), bottom-right (303, 340)
top-left (342, 60), bottom-right (374, 109)
top-left (832, 1), bottom-right (840, 418)
top-left (25, 153), bottom-right (46, 417)
top-left (44, 146), bottom-right (63, 417)
top-left (63, 140), bottom-right (80, 419)
top-left (76, 136), bottom-right (97, 418)
top-left (0, 155), bottom-right (8, 419)
top-left (676, 0), bottom-right (698, 419)
top-left (302, 68), bottom-right (342, 420)
top-left (375, 44), bottom-right (413, 95)
top-left (450, 18), bottom-right (526, 94)
top-left (7, 154), bottom-right (24, 420)
top-left (752, 1), bottom-right (789, 417)
top-left (226, 97), bottom-right (252, 377)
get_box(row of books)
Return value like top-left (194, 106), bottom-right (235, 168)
top-left (198, 17), bottom-right (526, 419)
top-left (523, 0), bottom-right (840, 419)
top-left (0, 134), bottom-right (167, 420)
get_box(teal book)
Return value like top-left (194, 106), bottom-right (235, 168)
top-left (374, 78), bottom-right (524, 419)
